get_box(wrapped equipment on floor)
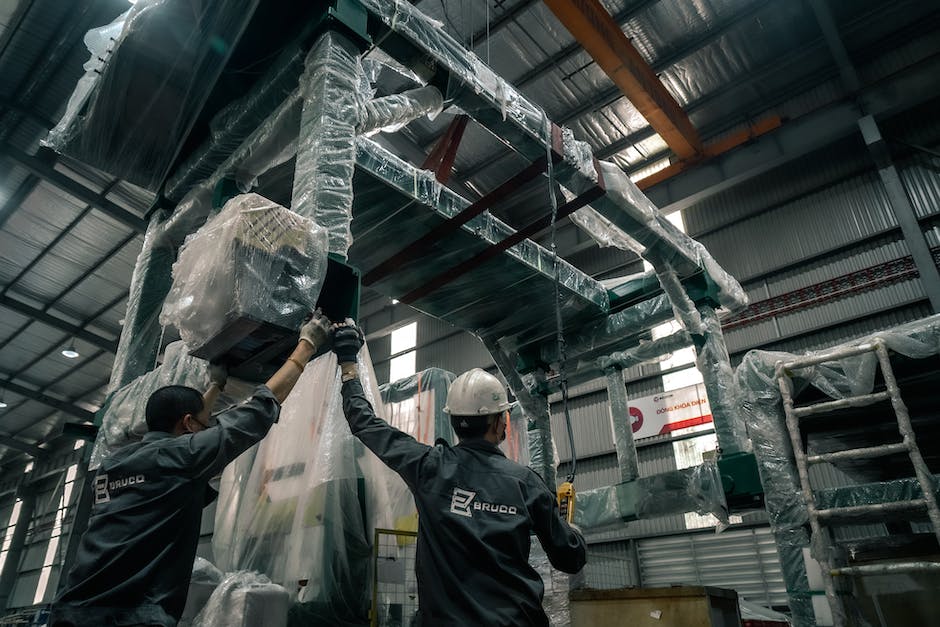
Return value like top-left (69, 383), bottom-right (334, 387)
top-left (213, 347), bottom-right (404, 626)
top-left (193, 571), bottom-right (289, 627)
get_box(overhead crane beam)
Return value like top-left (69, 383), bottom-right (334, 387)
top-left (542, 0), bottom-right (703, 160)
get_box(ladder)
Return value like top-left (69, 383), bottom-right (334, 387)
top-left (774, 338), bottom-right (940, 626)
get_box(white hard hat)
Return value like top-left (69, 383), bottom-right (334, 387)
top-left (443, 368), bottom-right (511, 416)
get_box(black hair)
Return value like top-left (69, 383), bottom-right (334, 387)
top-left (145, 385), bottom-right (204, 433)
top-left (450, 412), bottom-right (501, 440)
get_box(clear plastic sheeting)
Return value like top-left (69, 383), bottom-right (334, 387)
top-left (359, 86), bottom-right (444, 136)
top-left (107, 212), bottom-right (174, 393)
top-left (569, 206), bottom-right (645, 253)
top-left (734, 314), bottom-right (940, 627)
top-left (192, 571), bottom-right (289, 627)
top-left (593, 329), bottom-right (691, 372)
top-left (291, 31), bottom-right (366, 258)
top-left (530, 542), bottom-right (571, 627)
top-left (160, 193), bottom-right (328, 349)
top-left (502, 404), bottom-right (531, 467)
top-left (42, 6), bottom-right (134, 152)
top-left (379, 367), bottom-right (456, 447)
top-left (695, 306), bottom-right (750, 455)
top-left (358, 0), bottom-right (551, 144)
top-left (604, 368), bottom-right (638, 483)
top-left (42, 0), bottom-right (257, 191)
top-left (180, 558), bottom-right (225, 627)
top-left (566, 160), bottom-right (748, 313)
top-left (561, 127), bottom-right (598, 184)
top-left (92, 342), bottom-right (208, 469)
top-left (354, 136), bottom-right (610, 318)
top-left (573, 463), bottom-right (729, 531)
top-left (740, 598), bottom-right (792, 624)
top-left (213, 347), bottom-right (407, 626)
top-left (542, 293), bottom-right (675, 363)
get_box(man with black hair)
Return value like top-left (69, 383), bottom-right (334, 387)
top-left (331, 321), bottom-right (585, 627)
top-left (50, 312), bottom-right (332, 627)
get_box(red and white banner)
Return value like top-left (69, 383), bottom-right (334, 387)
top-left (627, 383), bottom-right (712, 440)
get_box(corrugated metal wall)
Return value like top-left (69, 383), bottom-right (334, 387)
top-left (638, 526), bottom-right (787, 608)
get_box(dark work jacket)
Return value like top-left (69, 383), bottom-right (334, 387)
top-left (342, 378), bottom-right (586, 627)
top-left (50, 386), bottom-right (280, 627)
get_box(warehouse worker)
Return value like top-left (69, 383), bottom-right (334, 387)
top-left (49, 311), bottom-right (332, 627)
top-left (332, 321), bottom-right (586, 627)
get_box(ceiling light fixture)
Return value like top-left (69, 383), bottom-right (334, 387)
top-left (0, 394), bottom-right (7, 409)
top-left (61, 342), bottom-right (80, 359)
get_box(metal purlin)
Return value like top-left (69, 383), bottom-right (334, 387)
top-left (775, 338), bottom-right (940, 626)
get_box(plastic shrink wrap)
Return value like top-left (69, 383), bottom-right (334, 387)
top-left (292, 32), bottom-right (365, 258)
top-left (380, 367), bottom-right (456, 447)
top-left (159, 193), bottom-right (328, 349)
top-left (734, 314), bottom-right (940, 626)
top-left (180, 558), bottom-right (225, 627)
top-left (501, 404), bottom-right (532, 467)
top-left (91, 341), bottom-right (207, 469)
top-left (192, 570), bottom-right (289, 627)
top-left (573, 463), bottom-right (728, 531)
top-left (213, 347), bottom-right (406, 626)
top-left (43, 0), bottom-right (256, 191)
top-left (42, 6), bottom-right (133, 152)
top-left (359, 86), bottom-right (443, 135)
top-left (531, 543), bottom-right (571, 627)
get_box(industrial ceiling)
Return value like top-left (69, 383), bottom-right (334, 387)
top-left (0, 0), bottom-right (937, 470)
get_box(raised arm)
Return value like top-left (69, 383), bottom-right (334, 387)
top-left (170, 311), bottom-right (333, 479)
top-left (333, 322), bottom-right (431, 488)
top-left (265, 309), bottom-right (331, 402)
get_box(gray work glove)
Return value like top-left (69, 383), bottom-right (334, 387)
top-left (208, 363), bottom-right (228, 390)
top-left (332, 320), bottom-right (364, 365)
top-left (299, 309), bottom-right (331, 351)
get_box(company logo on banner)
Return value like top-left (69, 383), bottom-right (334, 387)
top-left (627, 383), bottom-right (712, 440)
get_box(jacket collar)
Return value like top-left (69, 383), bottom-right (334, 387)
top-left (456, 438), bottom-right (506, 456)
top-left (141, 430), bottom-right (176, 442)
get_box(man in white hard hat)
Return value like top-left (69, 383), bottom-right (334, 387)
top-left (331, 322), bottom-right (585, 627)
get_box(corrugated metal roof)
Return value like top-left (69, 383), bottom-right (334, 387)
top-left (0, 0), bottom-right (935, 474)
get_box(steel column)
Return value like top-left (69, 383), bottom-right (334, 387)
top-left (291, 30), bottom-right (364, 258)
top-left (858, 115), bottom-right (940, 312)
top-left (604, 367), bottom-right (639, 483)
top-left (106, 213), bottom-right (174, 393)
top-left (808, 0), bottom-right (940, 312)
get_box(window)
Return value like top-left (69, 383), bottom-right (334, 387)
top-left (388, 322), bottom-right (417, 383)
top-left (33, 464), bottom-right (79, 603)
top-left (0, 499), bottom-right (23, 576)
